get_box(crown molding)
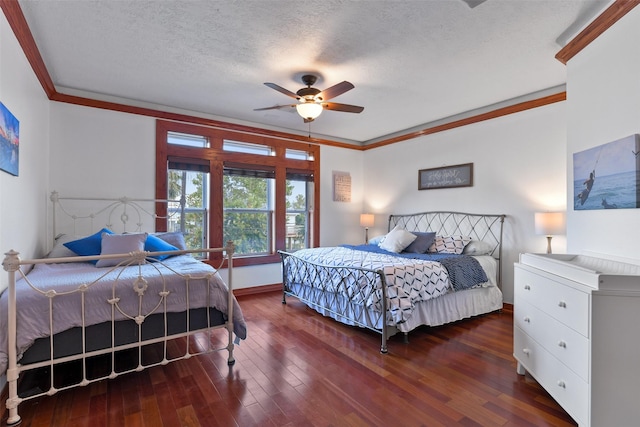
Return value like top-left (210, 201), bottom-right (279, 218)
top-left (555, 0), bottom-right (639, 64)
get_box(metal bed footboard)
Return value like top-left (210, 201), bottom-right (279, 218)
top-left (2, 244), bottom-right (236, 427)
top-left (278, 250), bottom-right (390, 354)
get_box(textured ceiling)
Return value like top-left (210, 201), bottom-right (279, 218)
top-left (19, 0), bottom-right (611, 144)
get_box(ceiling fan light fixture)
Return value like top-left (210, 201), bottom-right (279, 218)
top-left (296, 102), bottom-right (323, 120)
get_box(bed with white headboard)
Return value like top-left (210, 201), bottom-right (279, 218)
top-left (279, 211), bottom-right (506, 354)
top-left (1, 192), bottom-right (246, 426)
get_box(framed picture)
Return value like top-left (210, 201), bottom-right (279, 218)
top-left (419, 163), bottom-right (473, 190)
top-left (332, 171), bottom-right (351, 202)
top-left (0, 102), bottom-right (19, 177)
top-left (573, 134), bottom-right (640, 210)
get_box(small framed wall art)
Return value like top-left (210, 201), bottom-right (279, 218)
top-left (419, 163), bottom-right (473, 190)
top-left (333, 171), bottom-right (352, 202)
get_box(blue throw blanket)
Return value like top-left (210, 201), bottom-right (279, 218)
top-left (342, 244), bottom-right (488, 291)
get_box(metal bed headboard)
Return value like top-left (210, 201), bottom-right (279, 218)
top-left (49, 191), bottom-right (180, 239)
top-left (388, 211), bottom-right (506, 286)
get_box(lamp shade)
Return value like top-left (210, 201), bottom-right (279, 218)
top-left (296, 102), bottom-right (323, 120)
top-left (360, 213), bottom-right (374, 228)
top-left (534, 212), bottom-right (565, 236)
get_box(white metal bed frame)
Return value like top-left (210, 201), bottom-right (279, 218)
top-left (2, 192), bottom-right (238, 426)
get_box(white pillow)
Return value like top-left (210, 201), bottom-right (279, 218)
top-left (96, 233), bottom-right (147, 268)
top-left (379, 227), bottom-right (417, 253)
top-left (428, 235), bottom-right (472, 255)
top-left (463, 240), bottom-right (493, 256)
top-left (46, 234), bottom-right (78, 258)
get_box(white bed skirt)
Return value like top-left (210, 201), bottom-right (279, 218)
top-left (394, 285), bottom-right (503, 333)
top-left (288, 282), bottom-right (503, 336)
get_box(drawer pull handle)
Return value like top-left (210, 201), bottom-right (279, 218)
top-left (523, 317), bottom-right (531, 323)
top-left (524, 285), bottom-right (531, 291)
top-left (558, 340), bottom-right (567, 348)
top-left (522, 348), bottom-right (531, 355)
top-left (557, 380), bottom-right (566, 389)
top-left (558, 301), bottom-right (567, 308)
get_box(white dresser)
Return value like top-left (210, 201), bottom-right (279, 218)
top-left (514, 253), bottom-right (640, 427)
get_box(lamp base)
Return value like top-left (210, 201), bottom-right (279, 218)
top-left (546, 236), bottom-right (553, 254)
top-left (364, 228), bottom-right (369, 245)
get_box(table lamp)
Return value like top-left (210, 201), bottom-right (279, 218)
top-left (534, 212), bottom-right (565, 254)
top-left (360, 213), bottom-right (374, 244)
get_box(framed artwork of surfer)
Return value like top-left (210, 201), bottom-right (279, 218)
top-left (573, 134), bottom-right (640, 210)
top-left (0, 102), bottom-right (19, 177)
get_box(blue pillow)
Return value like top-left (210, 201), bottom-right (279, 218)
top-left (152, 232), bottom-right (187, 251)
top-left (63, 228), bottom-right (114, 261)
top-left (145, 234), bottom-right (179, 261)
top-left (403, 231), bottom-right (436, 253)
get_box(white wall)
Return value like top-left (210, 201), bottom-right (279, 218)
top-left (0, 13), bottom-right (50, 289)
top-left (319, 144), bottom-right (366, 246)
top-left (49, 103), bottom-right (156, 198)
top-left (363, 102), bottom-right (568, 303)
top-left (565, 7), bottom-right (640, 256)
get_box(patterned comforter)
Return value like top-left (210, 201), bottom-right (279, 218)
top-left (283, 246), bottom-right (489, 326)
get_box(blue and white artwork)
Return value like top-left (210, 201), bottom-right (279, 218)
top-left (0, 102), bottom-right (19, 177)
top-left (573, 134), bottom-right (640, 210)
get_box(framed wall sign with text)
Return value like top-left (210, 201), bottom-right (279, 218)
top-left (418, 163), bottom-right (473, 190)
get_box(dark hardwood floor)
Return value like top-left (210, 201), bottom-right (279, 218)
top-left (2, 291), bottom-right (577, 426)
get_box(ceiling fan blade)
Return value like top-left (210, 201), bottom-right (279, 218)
top-left (253, 104), bottom-right (295, 111)
top-left (264, 83), bottom-right (299, 99)
top-left (318, 81), bottom-right (354, 101)
top-left (322, 102), bottom-right (364, 113)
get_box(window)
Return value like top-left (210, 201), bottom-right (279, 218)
top-left (168, 131), bottom-right (209, 148)
top-left (167, 158), bottom-right (209, 255)
top-left (223, 140), bottom-right (272, 156)
top-left (285, 148), bottom-right (313, 160)
top-left (223, 165), bottom-right (275, 256)
top-left (286, 170), bottom-right (314, 251)
top-left (156, 121), bottom-right (320, 266)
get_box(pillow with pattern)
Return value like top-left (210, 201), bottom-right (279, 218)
top-left (428, 235), bottom-right (472, 255)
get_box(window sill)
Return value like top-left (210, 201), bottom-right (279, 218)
top-left (205, 253), bottom-right (282, 268)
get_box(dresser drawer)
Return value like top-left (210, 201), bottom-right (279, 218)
top-left (515, 266), bottom-right (590, 337)
top-left (514, 329), bottom-right (588, 426)
top-left (514, 299), bottom-right (589, 381)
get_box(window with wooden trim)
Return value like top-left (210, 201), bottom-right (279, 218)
top-left (156, 120), bottom-right (320, 266)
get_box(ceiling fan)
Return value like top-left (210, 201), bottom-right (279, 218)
top-left (255, 74), bottom-right (364, 122)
